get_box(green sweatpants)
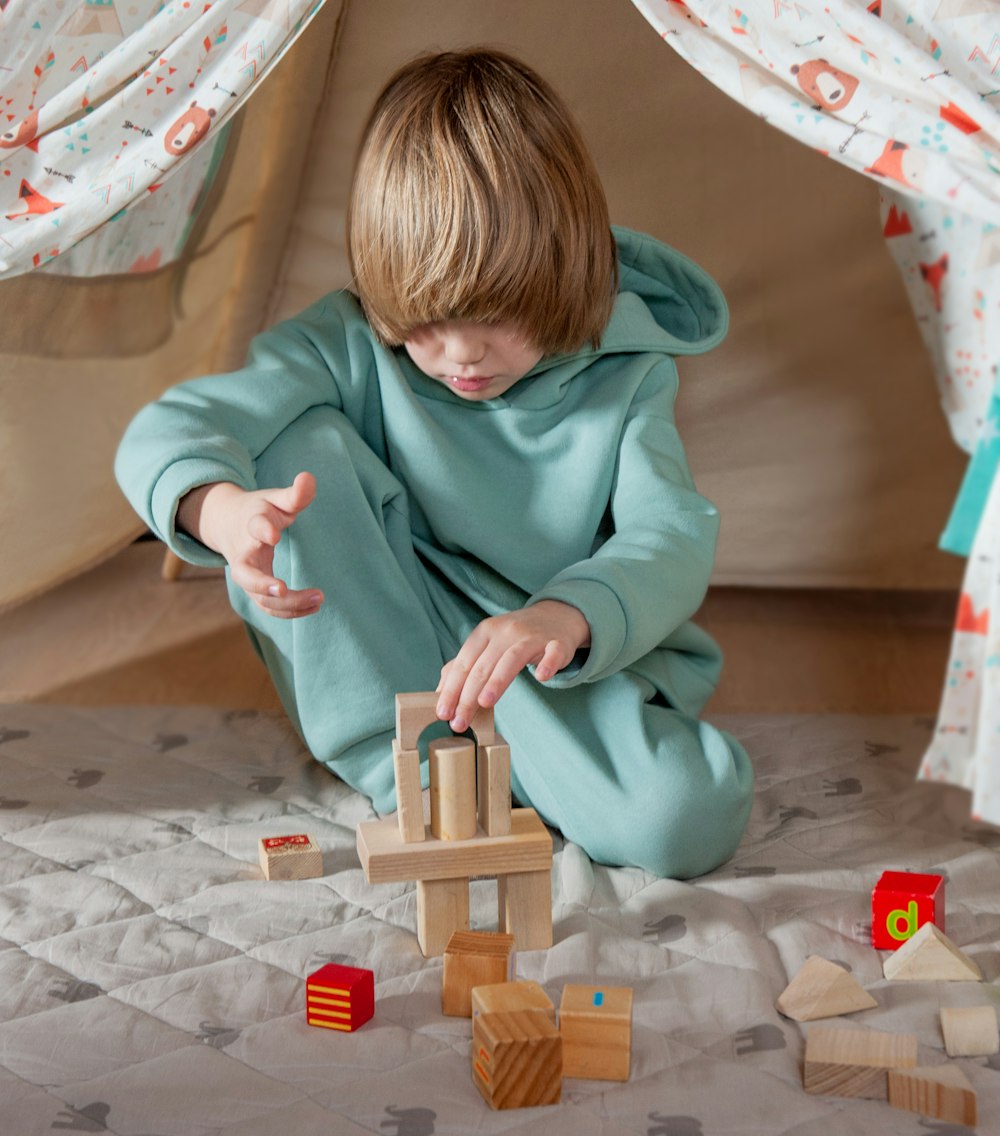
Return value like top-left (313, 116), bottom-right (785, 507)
top-left (232, 405), bottom-right (753, 878)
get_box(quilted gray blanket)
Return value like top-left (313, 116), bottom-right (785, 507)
top-left (2, 706), bottom-right (997, 1135)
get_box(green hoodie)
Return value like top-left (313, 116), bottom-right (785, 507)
top-left (115, 226), bottom-right (728, 710)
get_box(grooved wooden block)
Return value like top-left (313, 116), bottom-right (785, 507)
top-left (442, 930), bottom-right (515, 1017)
top-left (472, 980), bottom-right (555, 1023)
top-left (305, 963), bottom-right (374, 1032)
top-left (803, 1025), bottom-right (918, 1099)
top-left (941, 1005), bottom-right (1000, 1057)
top-left (559, 984), bottom-right (633, 1081)
top-left (258, 833), bottom-right (322, 880)
top-left (776, 955), bottom-right (877, 1022)
top-left (472, 1008), bottom-right (562, 1109)
top-left (888, 1064), bottom-right (977, 1125)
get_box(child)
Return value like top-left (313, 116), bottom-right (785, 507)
top-left (115, 48), bottom-right (753, 878)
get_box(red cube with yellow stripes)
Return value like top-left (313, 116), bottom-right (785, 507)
top-left (305, 963), bottom-right (374, 1032)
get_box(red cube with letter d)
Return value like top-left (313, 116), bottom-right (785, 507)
top-left (871, 870), bottom-right (945, 950)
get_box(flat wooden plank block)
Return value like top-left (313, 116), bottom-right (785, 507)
top-left (804, 1025), bottom-right (917, 1100)
top-left (888, 1064), bottom-right (977, 1126)
top-left (357, 807), bottom-right (552, 884)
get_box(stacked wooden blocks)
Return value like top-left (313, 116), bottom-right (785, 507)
top-left (356, 692), bottom-right (553, 956)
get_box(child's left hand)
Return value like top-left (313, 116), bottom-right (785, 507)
top-left (435, 600), bottom-right (590, 733)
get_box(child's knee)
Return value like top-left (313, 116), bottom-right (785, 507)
top-left (585, 720), bottom-right (752, 879)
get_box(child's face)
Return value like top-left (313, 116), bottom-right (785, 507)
top-left (403, 320), bottom-right (543, 401)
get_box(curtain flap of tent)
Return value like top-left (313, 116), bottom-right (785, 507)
top-left (0, 0), bottom-right (328, 279)
top-left (631, 0), bottom-right (1000, 819)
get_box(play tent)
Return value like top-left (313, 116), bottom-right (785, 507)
top-left (2, 0), bottom-right (998, 809)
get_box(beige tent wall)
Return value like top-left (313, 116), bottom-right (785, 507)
top-left (0, 0), bottom-right (965, 613)
top-left (0, 0), bottom-right (347, 613)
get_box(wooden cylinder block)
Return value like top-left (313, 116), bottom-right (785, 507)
top-left (429, 736), bottom-right (477, 840)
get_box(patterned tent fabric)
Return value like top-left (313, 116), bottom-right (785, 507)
top-left (631, 0), bottom-right (1000, 822)
top-left (0, 0), bottom-right (327, 278)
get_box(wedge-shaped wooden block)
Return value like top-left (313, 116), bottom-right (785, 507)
top-left (559, 984), bottom-right (633, 1082)
top-left (472, 980), bottom-right (555, 1023)
top-left (941, 1005), bottom-right (1000, 1057)
top-left (442, 930), bottom-right (515, 1017)
top-left (472, 1008), bottom-right (561, 1109)
top-left (306, 963), bottom-right (374, 1032)
top-left (804, 1025), bottom-right (918, 1100)
top-left (357, 807), bottom-right (551, 884)
top-left (258, 833), bottom-right (322, 880)
top-left (888, 1064), bottom-right (977, 1126)
top-left (777, 956), bottom-right (878, 1022)
top-left (882, 921), bottom-right (983, 982)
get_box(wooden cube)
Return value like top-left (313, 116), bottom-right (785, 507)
top-left (559, 984), bottom-right (633, 1081)
top-left (472, 980), bottom-right (554, 1023)
top-left (871, 870), bottom-right (945, 950)
top-left (258, 833), bottom-right (322, 880)
top-left (472, 1008), bottom-right (561, 1109)
top-left (305, 963), bottom-right (374, 1032)
top-left (442, 930), bottom-right (515, 1017)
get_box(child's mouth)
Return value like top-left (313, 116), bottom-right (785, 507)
top-left (449, 375), bottom-right (493, 392)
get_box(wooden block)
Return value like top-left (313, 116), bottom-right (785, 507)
top-left (776, 956), bottom-right (878, 1022)
top-left (941, 1005), bottom-right (1000, 1057)
top-left (392, 739), bottom-right (425, 844)
top-left (498, 868), bottom-right (552, 952)
top-left (882, 921), bottom-right (983, 982)
top-left (429, 736), bottom-right (477, 841)
top-left (472, 980), bottom-right (555, 1023)
top-left (803, 1025), bottom-right (918, 1099)
top-left (872, 870), bottom-right (945, 950)
top-left (442, 930), bottom-right (515, 1017)
top-left (357, 807), bottom-right (552, 884)
top-left (559, 984), bottom-right (633, 1081)
top-left (888, 1064), bottom-right (977, 1126)
top-left (395, 691), bottom-right (438, 750)
top-left (472, 1008), bottom-right (562, 1109)
top-left (478, 741), bottom-right (512, 837)
top-left (416, 876), bottom-right (470, 957)
top-left (258, 834), bottom-right (322, 880)
top-left (468, 703), bottom-right (496, 745)
top-left (306, 963), bottom-right (374, 1032)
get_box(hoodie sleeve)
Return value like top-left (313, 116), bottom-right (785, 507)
top-left (527, 359), bottom-right (719, 685)
top-left (114, 296), bottom-right (364, 566)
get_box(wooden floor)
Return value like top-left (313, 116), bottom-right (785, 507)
top-left (0, 540), bottom-right (957, 715)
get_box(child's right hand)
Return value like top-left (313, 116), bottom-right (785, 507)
top-left (177, 472), bottom-right (324, 619)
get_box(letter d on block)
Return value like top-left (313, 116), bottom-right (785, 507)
top-left (871, 870), bottom-right (945, 951)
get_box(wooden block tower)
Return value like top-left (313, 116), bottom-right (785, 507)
top-left (356, 692), bottom-right (553, 957)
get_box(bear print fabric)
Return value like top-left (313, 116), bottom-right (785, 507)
top-left (0, 0), bottom-right (327, 278)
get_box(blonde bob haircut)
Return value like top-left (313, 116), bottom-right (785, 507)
top-left (347, 48), bottom-right (618, 356)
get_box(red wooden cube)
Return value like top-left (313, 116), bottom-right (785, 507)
top-left (872, 870), bottom-right (945, 951)
top-left (306, 963), bottom-right (374, 1032)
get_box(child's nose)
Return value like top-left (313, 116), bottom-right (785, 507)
top-left (443, 331), bottom-right (486, 366)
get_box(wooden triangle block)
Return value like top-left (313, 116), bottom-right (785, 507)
top-left (888, 1064), bottom-right (977, 1126)
top-left (777, 956), bottom-right (877, 1021)
top-left (882, 922), bottom-right (982, 982)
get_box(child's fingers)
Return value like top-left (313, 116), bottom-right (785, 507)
top-left (533, 639), bottom-right (570, 683)
top-left (232, 564), bottom-right (324, 618)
